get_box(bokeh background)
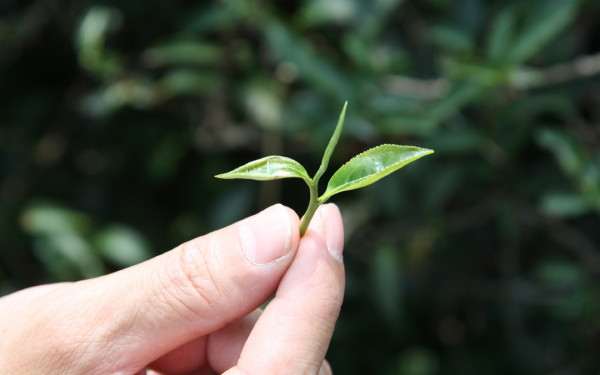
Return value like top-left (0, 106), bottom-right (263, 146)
top-left (2, 0), bottom-right (600, 373)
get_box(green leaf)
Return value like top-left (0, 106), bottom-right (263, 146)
top-left (93, 225), bottom-right (151, 267)
top-left (34, 234), bottom-right (105, 280)
top-left (21, 201), bottom-right (90, 235)
top-left (485, 7), bottom-right (517, 63)
top-left (540, 192), bottom-right (590, 218)
top-left (321, 145), bottom-right (434, 201)
top-left (215, 155), bottom-right (311, 182)
top-left (506, 0), bottom-right (578, 64)
top-left (536, 127), bottom-right (585, 177)
top-left (313, 101), bottom-right (348, 183)
top-left (143, 40), bottom-right (221, 67)
top-left (264, 20), bottom-right (354, 101)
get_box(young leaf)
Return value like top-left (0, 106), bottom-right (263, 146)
top-left (216, 155), bottom-right (311, 182)
top-left (320, 145), bottom-right (434, 201)
top-left (313, 101), bottom-right (348, 183)
top-left (215, 102), bottom-right (434, 237)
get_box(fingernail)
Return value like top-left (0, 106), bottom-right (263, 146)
top-left (239, 204), bottom-right (293, 264)
top-left (319, 204), bottom-right (344, 262)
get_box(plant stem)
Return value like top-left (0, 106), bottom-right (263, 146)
top-left (299, 182), bottom-right (320, 236)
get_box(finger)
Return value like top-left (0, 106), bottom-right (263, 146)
top-left (207, 309), bottom-right (262, 373)
top-left (0, 283), bottom-right (70, 308)
top-left (320, 360), bottom-right (334, 375)
top-left (147, 368), bottom-right (216, 375)
top-left (147, 336), bottom-right (207, 374)
top-left (227, 203), bottom-right (345, 375)
top-left (149, 309), bottom-right (262, 374)
top-left (15, 204), bottom-right (300, 374)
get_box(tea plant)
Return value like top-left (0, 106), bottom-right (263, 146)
top-left (216, 102), bottom-right (434, 235)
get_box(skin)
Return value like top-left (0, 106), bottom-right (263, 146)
top-left (0, 204), bottom-right (345, 375)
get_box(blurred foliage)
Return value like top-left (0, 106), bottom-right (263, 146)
top-left (1, 0), bottom-right (600, 373)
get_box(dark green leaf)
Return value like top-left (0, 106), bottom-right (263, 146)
top-left (485, 7), bottom-right (517, 63)
top-left (143, 41), bottom-right (221, 67)
top-left (506, 0), bottom-right (578, 64)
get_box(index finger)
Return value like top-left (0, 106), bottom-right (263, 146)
top-left (224, 204), bottom-right (345, 374)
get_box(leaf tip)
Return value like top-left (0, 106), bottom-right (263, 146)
top-left (215, 170), bottom-right (239, 179)
top-left (407, 146), bottom-right (435, 157)
top-left (340, 101), bottom-right (348, 117)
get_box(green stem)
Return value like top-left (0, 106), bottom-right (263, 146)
top-left (299, 182), bottom-right (320, 236)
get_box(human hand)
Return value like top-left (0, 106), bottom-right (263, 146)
top-left (0, 204), bottom-right (345, 374)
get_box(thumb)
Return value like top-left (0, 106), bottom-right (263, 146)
top-left (28, 204), bottom-right (299, 373)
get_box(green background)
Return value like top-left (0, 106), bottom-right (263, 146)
top-left (1, 0), bottom-right (600, 373)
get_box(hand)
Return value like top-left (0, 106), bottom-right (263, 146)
top-left (0, 204), bottom-right (345, 374)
